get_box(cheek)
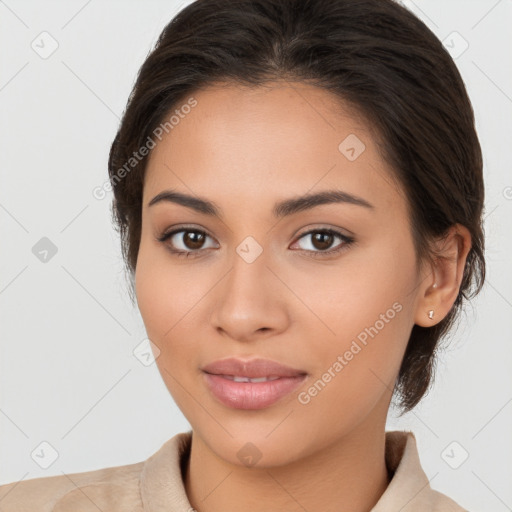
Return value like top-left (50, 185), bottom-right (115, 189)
top-left (294, 244), bottom-right (416, 403)
top-left (134, 247), bottom-right (201, 409)
top-left (135, 236), bottom-right (197, 335)
top-left (292, 239), bottom-right (414, 339)
top-left (135, 251), bottom-right (167, 339)
top-left (134, 240), bottom-right (208, 374)
top-left (135, 239), bottom-right (186, 356)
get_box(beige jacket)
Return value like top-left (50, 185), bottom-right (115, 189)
top-left (0, 430), bottom-right (468, 511)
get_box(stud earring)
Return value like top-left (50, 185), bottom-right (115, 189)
top-left (428, 310), bottom-right (434, 319)
top-left (432, 283), bottom-right (438, 289)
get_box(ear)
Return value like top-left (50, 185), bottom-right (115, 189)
top-left (414, 224), bottom-right (472, 327)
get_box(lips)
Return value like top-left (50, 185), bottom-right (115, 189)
top-left (201, 357), bottom-right (308, 410)
top-left (201, 357), bottom-right (307, 379)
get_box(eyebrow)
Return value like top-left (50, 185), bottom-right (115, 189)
top-left (148, 188), bottom-right (374, 218)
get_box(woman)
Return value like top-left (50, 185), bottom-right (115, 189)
top-left (0, 0), bottom-right (484, 510)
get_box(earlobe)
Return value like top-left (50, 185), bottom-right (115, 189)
top-left (414, 224), bottom-right (472, 327)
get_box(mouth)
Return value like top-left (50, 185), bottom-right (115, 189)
top-left (201, 357), bottom-right (308, 410)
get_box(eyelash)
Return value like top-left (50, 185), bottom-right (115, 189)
top-left (156, 226), bottom-right (355, 259)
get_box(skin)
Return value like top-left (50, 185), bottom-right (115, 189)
top-left (135, 81), bottom-right (471, 512)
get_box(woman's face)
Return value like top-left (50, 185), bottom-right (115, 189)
top-left (135, 82), bottom-right (430, 466)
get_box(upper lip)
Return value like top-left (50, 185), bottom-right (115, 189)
top-left (201, 357), bottom-right (307, 378)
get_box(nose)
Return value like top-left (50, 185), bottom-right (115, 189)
top-left (209, 245), bottom-right (290, 343)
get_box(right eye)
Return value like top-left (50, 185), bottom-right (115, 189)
top-left (157, 227), bottom-right (218, 258)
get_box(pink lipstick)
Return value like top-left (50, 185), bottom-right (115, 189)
top-left (201, 357), bottom-right (307, 410)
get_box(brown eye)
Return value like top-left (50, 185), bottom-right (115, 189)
top-left (311, 232), bottom-right (335, 251)
top-left (292, 228), bottom-right (355, 257)
top-left (181, 231), bottom-right (206, 250)
top-left (157, 228), bottom-right (217, 257)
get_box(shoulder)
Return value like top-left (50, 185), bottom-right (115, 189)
top-left (0, 431), bottom-right (193, 512)
top-left (0, 459), bottom-right (145, 512)
top-left (429, 488), bottom-right (469, 511)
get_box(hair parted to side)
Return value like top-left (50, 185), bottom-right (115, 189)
top-left (108, 0), bottom-right (485, 414)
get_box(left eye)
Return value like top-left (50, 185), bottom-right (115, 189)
top-left (291, 229), bottom-right (354, 255)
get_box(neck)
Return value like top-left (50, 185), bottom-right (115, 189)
top-left (184, 418), bottom-right (391, 512)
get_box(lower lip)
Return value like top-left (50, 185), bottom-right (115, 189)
top-left (203, 373), bottom-right (307, 410)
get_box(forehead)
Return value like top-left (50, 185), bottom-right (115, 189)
top-left (143, 81), bottom-right (402, 213)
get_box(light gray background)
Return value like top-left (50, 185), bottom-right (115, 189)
top-left (1, 1), bottom-right (511, 510)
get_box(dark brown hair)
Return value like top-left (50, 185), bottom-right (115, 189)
top-left (108, 0), bottom-right (485, 413)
